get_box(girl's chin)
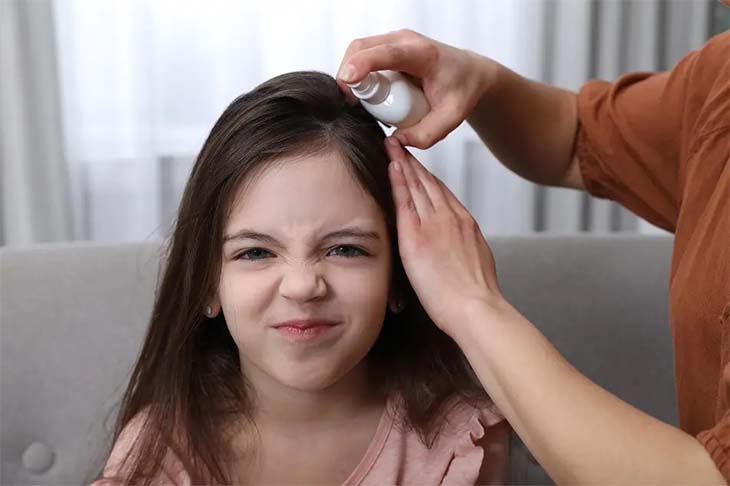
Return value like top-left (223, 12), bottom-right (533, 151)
top-left (273, 372), bottom-right (344, 392)
top-left (271, 358), bottom-right (364, 392)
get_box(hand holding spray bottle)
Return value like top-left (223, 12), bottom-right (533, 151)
top-left (347, 71), bottom-right (430, 129)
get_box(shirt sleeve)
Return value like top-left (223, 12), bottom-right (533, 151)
top-left (575, 32), bottom-right (729, 232)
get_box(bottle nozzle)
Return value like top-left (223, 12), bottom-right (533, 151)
top-left (347, 72), bottom-right (390, 104)
top-left (346, 74), bottom-right (376, 92)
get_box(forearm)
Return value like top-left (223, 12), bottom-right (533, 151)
top-left (455, 300), bottom-right (726, 485)
top-left (466, 60), bottom-right (583, 189)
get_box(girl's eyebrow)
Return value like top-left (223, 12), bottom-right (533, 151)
top-left (323, 228), bottom-right (380, 241)
top-left (222, 226), bottom-right (381, 246)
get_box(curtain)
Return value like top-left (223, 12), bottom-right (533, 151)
top-left (535, 0), bottom-right (712, 234)
top-left (1, 0), bottom-right (72, 245)
top-left (9, 0), bottom-right (714, 243)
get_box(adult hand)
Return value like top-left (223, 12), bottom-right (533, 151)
top-left (337, 29), bottom-right (497, 149)
top-left (384, 136), bottom-right (506, 337)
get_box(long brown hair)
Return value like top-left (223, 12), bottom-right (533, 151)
top-left (95, 71), bottom-right (488, 485)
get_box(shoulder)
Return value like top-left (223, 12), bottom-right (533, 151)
top-left (578, 31), bottom-right (728, 127)
top-left (91, 407), bottom-right (191, 486)
top-left (439, 397), bottom-right (505, 436)
top-left (104, 408), bottom-right (153, 470)
top-left (682, 32), bottom-right (729, 149)
top-left (386, 395), bottom-right (507, 449)
top-left (435, 397), bottom-right (509, 460)
top-left (437, 398), bottom-right (510, 485)
top-left (686, 31), bottom-right (729, 83)
top-left (369, 397), bottom-right (509, 485)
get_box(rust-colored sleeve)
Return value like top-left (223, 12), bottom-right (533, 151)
top-left (576, 68), bottom-right (681, 232)
top-left (575, 32), bottom-right (729, 233)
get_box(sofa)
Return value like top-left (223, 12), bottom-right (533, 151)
top-left (0, 235), bottom-right (677, 485)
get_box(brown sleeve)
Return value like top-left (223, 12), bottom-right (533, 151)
top-left (575, 32), bottom-right (730, 233)
top-left (697, 303), bottom-right (730, 481)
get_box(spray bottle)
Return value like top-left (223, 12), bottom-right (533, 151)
top-left (347, 70), bottom-right (430, 128)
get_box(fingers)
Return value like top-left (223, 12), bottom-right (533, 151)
top-left (385, 136), bottom-right (475, 229)
top-left (336, 31), bottom-right (403, 104)
top-left (339, 43), bottom-right (433, 84)
top-left (433, 173), bottom-right (473, 221)
top-left (385, 137), bottom-right (449, 211)
top-left (337, 30), bottom-right (463, 150)
top-left (398, 148), bottom-right (435, 216)
top-left (392, 102), bottom-right (462, 149)
top-left (388, 160), bottom-right (420, 230)
top-left (337, 31), bottom-right (402, 80)
top-left (337, 30), bottom-right (435, 84)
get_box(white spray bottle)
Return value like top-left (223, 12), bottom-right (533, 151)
top-left (347, 70), bottom-right (430, 128)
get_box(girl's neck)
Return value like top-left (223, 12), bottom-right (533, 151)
top-left (244, 358), bottom-right (385, 432)
top-left (225, 360), bottom-right (388, 486)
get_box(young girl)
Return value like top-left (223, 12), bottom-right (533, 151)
top-left (91, 71), bottom-right (509, 486)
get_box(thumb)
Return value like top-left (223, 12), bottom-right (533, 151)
top-left (393, 105), bottom-right (461, 149)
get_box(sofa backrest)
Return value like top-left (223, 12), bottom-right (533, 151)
top-left (1, 241), bottom-right (163, 485)
top-left (491, 235), bottom-right (676, 484)
top-left (0, 235), bottom-right (676, 485)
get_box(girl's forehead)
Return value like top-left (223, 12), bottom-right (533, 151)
top-left (225, 152), bottom-right (386, 233)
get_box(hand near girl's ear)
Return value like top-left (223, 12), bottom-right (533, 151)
top-left (384, 136), bottom-right (504, 338)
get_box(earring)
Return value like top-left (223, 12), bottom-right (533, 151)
top-left (391, 300), bottom-right (405, 314)
top-left (204, 305), bottom-right (214, 318)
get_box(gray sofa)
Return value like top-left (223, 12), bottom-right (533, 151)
top-left (0, 235), bottom-right (677, 485)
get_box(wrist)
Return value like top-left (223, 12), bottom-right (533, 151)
top-left (468, 52), bottom-right (502, 104)
top-left (447, 295), bottom-right (515, 344)
top-left (465, 54), bottom-right (506, 132)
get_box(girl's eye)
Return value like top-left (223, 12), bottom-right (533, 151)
top-left (236, 248), bottom-right (273, 261)
top-left (328, 245), bottom-right (367, 258)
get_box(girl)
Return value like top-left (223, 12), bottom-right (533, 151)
top-left (91, 71), bottom-right (509, 486)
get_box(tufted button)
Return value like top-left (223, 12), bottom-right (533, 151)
top-left (22, 442), bottom-right (55, 474)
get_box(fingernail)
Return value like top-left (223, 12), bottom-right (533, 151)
top-left (386, 136), bottom-right (399, 146)
top-left (394, 132), bottom-right (408, 146)
top-left (338, 64), bottom-right (356, 83)
top-left (392, 160), bottom-right (402, 172)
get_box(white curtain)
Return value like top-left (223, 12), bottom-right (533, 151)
top-left (46, 0), bottom-right (714, 242)
top-left (1, 0), bottom-right (72, 245)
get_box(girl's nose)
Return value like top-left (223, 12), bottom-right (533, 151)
top-left (278, 263), bottom-right (327, 302)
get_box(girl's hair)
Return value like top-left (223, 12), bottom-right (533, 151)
top-left (97, 71), bottom-right (488, 485)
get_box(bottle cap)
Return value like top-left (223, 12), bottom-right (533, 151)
top-left (348, 72), bottom-right (390, 104)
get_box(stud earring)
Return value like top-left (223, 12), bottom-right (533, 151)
top-left (392, 300), bottom-right (405, 314)
top-left (204, 305), bottom-right (214, 318)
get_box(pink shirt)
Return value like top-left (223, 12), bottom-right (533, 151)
top-left (91, 396), bottom-right (509, 485)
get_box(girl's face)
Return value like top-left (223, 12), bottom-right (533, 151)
top-left (218, 150), bottom-right (392, 392)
